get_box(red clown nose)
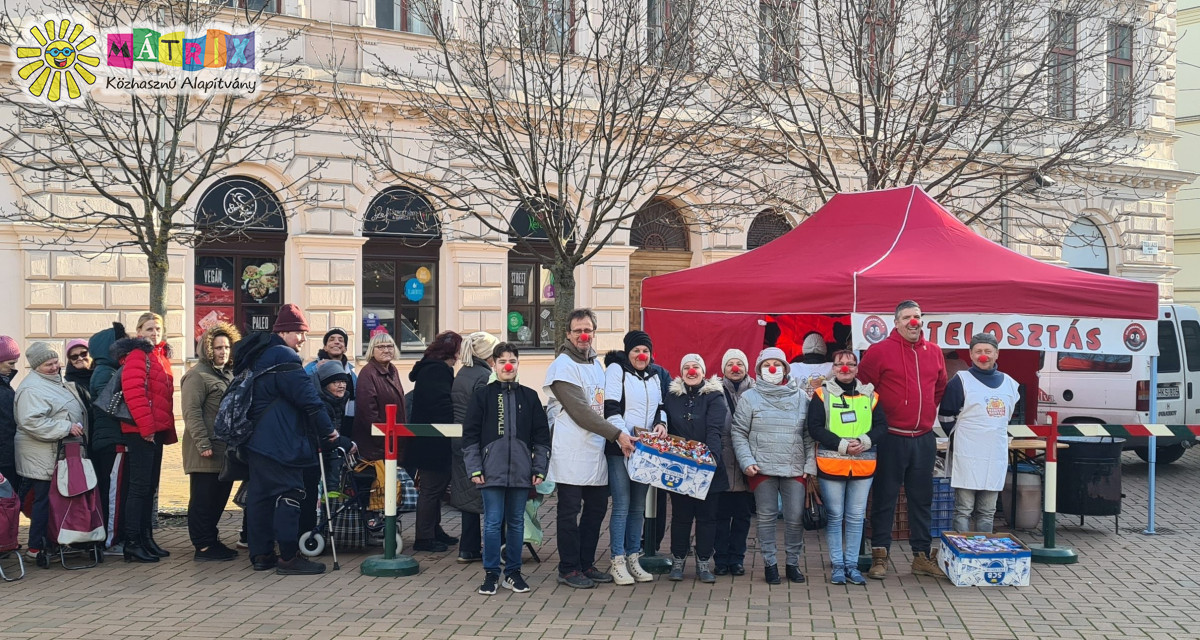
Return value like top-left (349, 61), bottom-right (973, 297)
top-left (730, 365), bottom-right (741, 374)
top-left (768, 365), bottom-right (778, 374)
top-left (839, 365), bottom-right (851, 374)
top-left (503, 364), bottom-right (515, 372)
top-left (687, 368), bottom-right (700, 376)
top-left (637, 353), bottom-right (649, 362)
top-left (908, 319), bottom-right (920, 328)
top-left (978, 355), bottom-right (989, 363)
top-left (579, 333), bottom-right (591, 342)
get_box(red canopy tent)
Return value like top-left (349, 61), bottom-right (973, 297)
top-left (640, 186), bottom-right (1160, 413)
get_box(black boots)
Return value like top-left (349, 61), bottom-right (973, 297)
top-left (123, 540), bottom-right (159, 563)
top-left (142, 532), bottom-right (171, 557)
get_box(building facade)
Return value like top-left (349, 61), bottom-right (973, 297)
top-left (0, 0), bottom-right (1190, 386)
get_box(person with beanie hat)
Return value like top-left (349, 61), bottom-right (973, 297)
top-left (791, 332), bottom-right (832, 400)
top-left (313, 360), bottom-right (354, 444)
top-left (182, 322), bottom-right (243, 561)
top-left (236, 303), bottom-right (344, 575)
top-left (14, 342), bottom-right (86, 563)
top-left (661, 353), bottom-right (728, 583)
top-left (731, 347), bottom-right (816, 585)
top-left (600, 330), bottom-right (666, 585)
top-left (0, 336), bottom-right (21, 490)
top-left (304, 327), bottom-right (357, 418)
top-left (450, 331), bottom-right (501, 563)
top-left (713, 347), bottom-right (754, 576)
top-left (938, 332), bottom-right (1019, 535)
top-left (87, 321), bottom-right (127, 555)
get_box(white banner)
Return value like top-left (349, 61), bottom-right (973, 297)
top-left (850, 313), bottom-right (1158, 356)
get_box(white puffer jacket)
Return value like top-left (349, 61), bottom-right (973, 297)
top-left (14, 371), bottom-right (86, 481)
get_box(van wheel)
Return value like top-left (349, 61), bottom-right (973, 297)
top-left (1133, 444), bottom-right (1186, 465)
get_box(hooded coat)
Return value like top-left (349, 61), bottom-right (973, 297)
top-left (87, 322), bottom-right (127, 453)
top-left (720, 376), bottom-right (755, 492)
top-left (406, 357), bottom-right (455, 469)
top-left (181, 322), bottom-right (240, 475)
top-left (14, 370), bottom-right (86, 481)
top-left (0, 369), bottom-right (17, 475)
top-left (114, 337), bottom-right (177, 444)
top-left (731, 363), bottom-right (817, 478)
top-left (462, 380), bottom-right (551, 489)
top-left (857, 328), bottom-right (947, 437)
top-left (664, 376), bottom-right (730, 494)
top-left (449, 356), bottom-right (492, 514)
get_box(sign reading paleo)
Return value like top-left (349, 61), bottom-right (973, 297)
top-left (12, 15), bottom-right (261, 105)
top-left (851, 313), bottom-right (1157, 357)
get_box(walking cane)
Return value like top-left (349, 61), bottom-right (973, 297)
top-left (316, 441), bottom-right (340, 571)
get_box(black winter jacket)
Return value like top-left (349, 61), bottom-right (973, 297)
top-left (462, 381), bottom-right (551, 489)
top-left (449, 357), bottom-right (491, 514)
top-left (663, 376), bottom-right (730, 494)
top-left (87, 322), bottom-right (127, 454)
top-left (407, 357), bottom-right (455, 469)
top-left (0, 369), bottom-right (16, 473)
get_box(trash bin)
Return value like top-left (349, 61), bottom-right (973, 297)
top-left (1002, 463), bottom-right (1042, 529)
top-left (1056, 436), bottom-right (1124, 517)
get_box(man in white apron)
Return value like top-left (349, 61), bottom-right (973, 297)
top-left (937, 333), bottom-right (1020, 533)
top-left (545, 308), bottom-right (636, 589)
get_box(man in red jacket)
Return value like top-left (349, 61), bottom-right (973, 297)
top-left (857, 300), bottom-right (947, 579)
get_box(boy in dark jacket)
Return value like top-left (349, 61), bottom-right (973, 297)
top-left (462, 343), bottom-right (551, 596)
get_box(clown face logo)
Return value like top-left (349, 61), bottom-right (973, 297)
top-left (1123, 323), bottom-right (1147, 352)
top-left (986, 397), bottom-right (1007, 418)
top-left (862, 316), bottom-right (888, 344)
top-left (13, 18), bottom-right (100, 103)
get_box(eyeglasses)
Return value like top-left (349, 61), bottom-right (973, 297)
top-left (835, 362), bottom-right (858, 368)
top-left (68, 351), bottom-right (90, 361)
top-left (569, 329), bottom-right (594, 336)
top-left (374, 344), bottom-right (396, 351)
top-left (47, 47), bottom-right (74, 57)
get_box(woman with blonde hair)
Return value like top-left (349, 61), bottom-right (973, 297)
top-left (450, 331), bottom-right (500, 563)
top-left (113, 311), bottom-right (177, 563)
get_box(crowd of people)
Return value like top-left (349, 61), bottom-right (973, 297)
top-left (0, 299), bottom-right (1022, 593)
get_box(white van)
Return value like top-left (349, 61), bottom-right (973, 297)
top-left (1037, 304), bottom-right (1200, 464)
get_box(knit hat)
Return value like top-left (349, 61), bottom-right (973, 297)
top-left (272, 304), bottom-right (309, 333)
top-left (721, 348), bottom-right (749, 371)
top-left (0, 336), bottom-right (19, 362)
top-left (459, 332), bottom-right (500, 366)
top-left (756, 347), bottom-right (788, 374)
top-left (323, 327), bottom-right (349, 346)
top-left (65, 339), bottom-right (89, 356)
top-left (26, 342), bottom-right (59, 369)
top-left (680, 353), bottom-right (705, 374)
top-left (316, 359), bottom-right (351, 386)
top-left (802, 332), bottom-right (827, 356)
top-left (623, 330), bottom-right (653, 354)
top-left (969, 332), bottom-right (999, 349)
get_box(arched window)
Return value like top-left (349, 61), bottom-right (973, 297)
top-left (747, 210), bottom-right (793, 249)
top-left (631, 199), bottom-right (689, 250)
top-left (507, 197), bottom-right (570, 349)
top-left (194, 176), bottom-right (287, 340)
top-left (363, 187), bottom-right (442, 355)
top-left (1062, 218), bottom-right (1109, 274)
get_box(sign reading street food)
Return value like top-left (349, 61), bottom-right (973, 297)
top-left (850, 313), bottom-right (1158, 357)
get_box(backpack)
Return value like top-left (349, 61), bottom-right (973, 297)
top-left (214, 362), bottom-right (301, 448)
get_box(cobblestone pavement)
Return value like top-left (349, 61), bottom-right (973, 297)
top-left (3, 449), bottom-right (1198, 640)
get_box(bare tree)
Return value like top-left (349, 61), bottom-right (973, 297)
top-left (0, 0), bottom-right (326, 317)
top-left (337, 0), bottom-right (755, 344)
top-left (728, 0), bottom-right (1170, 240)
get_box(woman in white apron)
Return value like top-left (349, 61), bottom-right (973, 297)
top-left (937, 333), bottom-right (1019, 533)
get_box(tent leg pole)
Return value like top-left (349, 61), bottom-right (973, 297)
top-left (1144, 356), bottom-right (1158, 536)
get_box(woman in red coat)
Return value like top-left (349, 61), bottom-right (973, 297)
top-left (116, 312), bottom-right (177, 563)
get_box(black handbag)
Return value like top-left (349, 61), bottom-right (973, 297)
top-left (218, 447), bottom-right (250, 482)
top-left (92, 367), bottom-right (131, 423)
top-left (802, 479), bottom-right (828, 530)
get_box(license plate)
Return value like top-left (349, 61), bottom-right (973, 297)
top-left (1158, 385), bottom-right (1180, 400)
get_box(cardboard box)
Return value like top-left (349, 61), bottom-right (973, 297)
top-left (938, 532), bottom-right (1032, 587)
top-left (626, 438), bottom-right (716, 500)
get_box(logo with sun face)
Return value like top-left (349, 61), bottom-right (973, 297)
top-left (13, 18), bottom-right (100, 103)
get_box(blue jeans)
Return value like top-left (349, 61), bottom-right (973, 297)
top-left (819, 476), bottom-right (873, 568)
top-left (607, 456), bottom-right (647, 558)
top-left (482, 486), bottom-right (527, 575)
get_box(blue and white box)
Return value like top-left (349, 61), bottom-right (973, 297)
top-left (626, 439), bottom-right (716, 500)
top-left (938, 532), bottom-right (1032, 587)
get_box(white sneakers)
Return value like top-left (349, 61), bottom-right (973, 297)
top-left (626, 552), bottom-right (655, 583)
top-left (611, 555), bottom-right (635, 585)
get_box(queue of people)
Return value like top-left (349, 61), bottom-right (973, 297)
top-left (0, 298), bottom-right (1034, 590)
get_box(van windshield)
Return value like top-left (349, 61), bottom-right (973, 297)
top-left (1057, 353), bottom-right (1133, 372)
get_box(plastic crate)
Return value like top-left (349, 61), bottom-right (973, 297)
top-left (867, 476), bottom-right (953, 541)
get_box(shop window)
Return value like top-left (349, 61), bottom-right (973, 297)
top-left (362, 187), bottom-right (442, 356)
top-left (507, 201), bottom-right (570, 348)
top-left (194, 176), bottom-right (287, 344)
